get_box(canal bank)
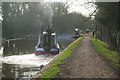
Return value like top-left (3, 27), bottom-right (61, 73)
top-left (56, 33), bottom-right (118, 78)
top-left (32, 34), bottom-right (88, 79)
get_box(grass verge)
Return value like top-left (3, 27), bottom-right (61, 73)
top-left (91, 37), bottom-right (120, 69)
top-left (39, 34), bottom-right (88, 79)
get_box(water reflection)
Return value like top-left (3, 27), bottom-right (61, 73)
top-left (2, 64), bottom-right (40, 78)
top-left (3, 39), bottom-right (37, 56)
top-left (1, 38), bottom-right (55, 78)
top-left (2, 54), bottom-right (55, 67)
top-left (1, 36), bottom-right (72, 79)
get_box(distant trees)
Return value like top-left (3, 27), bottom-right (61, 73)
top-left (3, 3), bottom-right (34, 38)
top-left (94, 2), bottom-right (119, 51)
top-left (2, 2), bottom-right (92, 39)
top-left (52, 2), bottom-right (92, 34)
top-left (52, 12), bottom-right (91, 33)
top-left (2, 2), bottom-right (52, 39)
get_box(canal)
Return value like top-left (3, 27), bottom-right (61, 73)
top-left (0, 34), bottom-right (72, 79)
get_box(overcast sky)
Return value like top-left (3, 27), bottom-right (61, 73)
top-left (0, 0), bottom-right (119, 17)
top-left (0, 0), bottom-right (97, 17)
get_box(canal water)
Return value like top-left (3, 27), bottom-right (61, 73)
top-left (0, 35), bottom-right (72, 79)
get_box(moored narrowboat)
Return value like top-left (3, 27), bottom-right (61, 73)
top-left (35, 27), bottom-right (60, 55)
top-left (73, 28), bottom-right (80, 41)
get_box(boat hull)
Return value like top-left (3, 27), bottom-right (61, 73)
top-left (35, 47), bottom-right (59, 55)
top-left (73, 35), bottom-right (80, 40)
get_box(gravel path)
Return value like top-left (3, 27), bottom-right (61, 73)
top-left (56, 33), bottom-right (118, 78)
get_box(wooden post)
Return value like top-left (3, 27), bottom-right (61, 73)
top-left (101, 26), bottom-right (103, 41)
top-left (95, 26), bottom-right (97, 41)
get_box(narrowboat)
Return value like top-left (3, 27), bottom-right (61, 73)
top-left (73, 28), bottom-right (80, 41)
top-left (35, 27), bottom-right (60, 55)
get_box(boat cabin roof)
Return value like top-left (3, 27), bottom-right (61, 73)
top-left (42, 31), bottom-right (56, 36)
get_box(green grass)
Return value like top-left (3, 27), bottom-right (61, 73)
top-left (91, 36), bottom-right (120, 69)
top-left (39, 34), bottom-right (88, 79)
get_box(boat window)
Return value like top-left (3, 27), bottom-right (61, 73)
top-left (39, 36), bottom-right (44, 47)
top-left (51, 35), bottom-right (55, 48)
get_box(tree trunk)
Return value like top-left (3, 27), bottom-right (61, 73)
top-left (95, 26), bottom-right (98, 41)
top-left (117, 31), bottom-right (120, 51)
top-left (100, 26), bottom-right (103, 41)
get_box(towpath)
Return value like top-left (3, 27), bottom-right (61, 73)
top-left (56, 33), bottom-right (118, 78)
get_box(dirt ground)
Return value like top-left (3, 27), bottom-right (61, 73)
top-left (56, 33), bottom-right (118, 78)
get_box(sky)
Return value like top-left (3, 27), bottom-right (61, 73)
top-left (41, 0), bottom-right (97, 17)
top-left (65, 0), bottom-right (97, 17)
top-left (0, 0), bottom-right (119, 18)
top-left (0, 0), bottom-right (97, 17)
